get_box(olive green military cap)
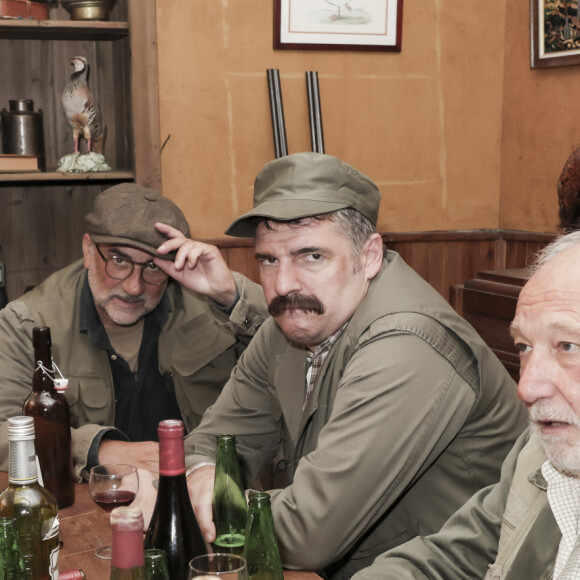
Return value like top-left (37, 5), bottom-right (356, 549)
top-left (225, 152), bottom-right (381, 238)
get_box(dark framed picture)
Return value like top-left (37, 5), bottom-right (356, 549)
top-left (531, 0), bottom-right (580, 68)
top-left (274, 0), bottom-right (403, 52)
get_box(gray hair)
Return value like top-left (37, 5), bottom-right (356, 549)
top-left (530, 230), bottom-right (580, 274)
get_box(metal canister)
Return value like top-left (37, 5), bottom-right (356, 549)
top-left (0, 99), bottom-right (46, 171)
top-left (59, 570), bottom-right (86, 579)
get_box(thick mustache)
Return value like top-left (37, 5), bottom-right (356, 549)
top-left (268, 293), bottom-right (325, 317)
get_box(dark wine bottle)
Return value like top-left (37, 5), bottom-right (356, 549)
top-left (244, 492), bottom-right (284, 580)
top-left (23, 326), bottom-right (74, 509)
top-left (212, 434), bottom-right (247, 556)
top-left (0, 416), bottom-right (60, 580)
top-left (110, 506), bottom-right (146, 580)
top-left (144, 420), bottom-right (206, 580)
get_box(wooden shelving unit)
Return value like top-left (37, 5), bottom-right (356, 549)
top-left (0, 0), bottom-right (161, 299)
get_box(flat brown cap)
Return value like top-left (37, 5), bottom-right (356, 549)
top-left (225, 152), bottom-right (381, 237)
top-left (85, 183), bottom-right (190, 259)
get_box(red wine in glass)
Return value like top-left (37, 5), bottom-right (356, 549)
top-left (92, 489), bottom-right (137, 513)
top-left (89, 464), bottom-right (139, 559)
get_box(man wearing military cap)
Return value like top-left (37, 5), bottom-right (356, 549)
top-left (0, 183), bottom-right (267, 487)
top-left (178, 152), bottom-right (527, 579)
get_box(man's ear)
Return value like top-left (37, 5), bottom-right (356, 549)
top-left (363, 233), bottom-right (384, 280)
top-left (82, 233), bottom-right (92, 269)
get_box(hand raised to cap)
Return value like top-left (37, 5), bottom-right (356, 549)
top-left (153, 223), bottom-right (238, 308)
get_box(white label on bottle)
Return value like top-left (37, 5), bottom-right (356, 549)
top-left (49, 542), bottom-right (59, 579)
top-left (42, 515), bottom-right (59, 540)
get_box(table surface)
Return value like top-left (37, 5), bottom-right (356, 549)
top-left (0, 472), bottom-right (321, 579)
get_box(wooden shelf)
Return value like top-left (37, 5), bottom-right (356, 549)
top-left (0, 170), bottom-right (134, 183)
top-left (0, 19), bottom-right (128, 40)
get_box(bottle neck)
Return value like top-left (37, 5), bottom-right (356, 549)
top-left (158, 436), bottom-right (185, 476)
top-left (111, 526), bottom-right (145, 570)
top-left (8, 439), bottom-right (38, 484)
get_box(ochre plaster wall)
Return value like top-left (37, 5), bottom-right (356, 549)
top-left (155, 0), bottom-right (509, 238)
top-left (499, 0), bottom-right (577, 233)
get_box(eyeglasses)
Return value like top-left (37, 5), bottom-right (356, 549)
top-left (95, 245), bottom-right (168, 286)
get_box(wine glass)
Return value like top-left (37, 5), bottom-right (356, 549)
top-left (188, 554), bottom-right (248, 580)
top-left (88, 464), bottom-right (139, 559)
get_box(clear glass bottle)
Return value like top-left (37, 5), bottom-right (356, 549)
top-left (0, 516), bottom-right (25, 579)
top-left (244, 492), bottom-right (283, 580)
top-left (0, 416), bottom-right (60, 580)
top-left (23, 326), bottom-right (74, 508)
top-left (110, 506), bottom-right (146, 580)
top-left (212, 434), bottom-right (247, 557)
top-left (144, 420), bottom-right (206, 580)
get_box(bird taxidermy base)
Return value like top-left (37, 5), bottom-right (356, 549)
top-left (60, 55), bottom-right (110, 172)
top-left (57, 151), bottom-right (111, 173)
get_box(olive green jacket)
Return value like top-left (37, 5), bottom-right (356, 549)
top-left (186, 250), bottom-right (527, 580)
top-left (0, 259), bottom-right (267, 480)
top-left (352, 429), bottom-right (559, 580)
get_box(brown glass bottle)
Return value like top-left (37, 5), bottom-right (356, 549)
top-left (23, 326), bottom-right (74, 508)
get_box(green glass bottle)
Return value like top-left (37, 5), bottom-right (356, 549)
top-left (243, 492), bottom-right (283, 580)
top-left (144, 548), bottom-right (170, 580)
top-left (0, 416), bottom-right (60, 580)
top-left (110, 506), bottom-right (146, 580)
top-left (0, 517), bottom-right (25, 579)
top-left (212, 435), bottom-right (247, 557)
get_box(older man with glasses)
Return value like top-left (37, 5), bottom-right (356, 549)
top-left (0, 183), bottom-right (268, 495)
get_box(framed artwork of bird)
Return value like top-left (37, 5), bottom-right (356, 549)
top-left (274, 0), bottom-right (403, 52)
top-left (58, 55), bottom-right (111, 172)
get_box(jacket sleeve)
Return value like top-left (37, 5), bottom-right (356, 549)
top-left (0, 302), bottom-right (113, 481)
top-left (350, 430), bottom-right (530, 580)
top-left (184, 318), bottom-right (282, 479)
top-left (227, 272), bottom-right (268, 346)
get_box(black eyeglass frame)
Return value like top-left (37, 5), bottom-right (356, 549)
top-left (94, 244), bottom-right (168, 286)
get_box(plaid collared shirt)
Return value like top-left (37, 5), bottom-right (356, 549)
top-left (542, 460), bottom-right (580, 579)
top-left (303, 322), bottom-right (348, 410)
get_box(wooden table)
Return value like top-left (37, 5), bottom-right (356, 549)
top-left (0, 473), bottom-right (321, 579)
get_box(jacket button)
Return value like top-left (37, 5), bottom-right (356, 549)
top-left (111, 354), bottom-right (117, 361)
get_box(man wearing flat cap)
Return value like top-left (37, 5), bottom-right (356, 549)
top-left (176, 152), bottom-right (527, 579)
top-left (0, 183), bottom-right (267, 487)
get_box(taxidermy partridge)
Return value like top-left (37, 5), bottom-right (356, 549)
top-left (61, 56), bottom-right (106, 154)
top-left (557, 146), bottom-right (580, 232)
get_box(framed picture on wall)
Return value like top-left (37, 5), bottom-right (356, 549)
top-left (274, 0), bottom-right (403, 52)
top-left (531, 0), bottom-right (580, 68)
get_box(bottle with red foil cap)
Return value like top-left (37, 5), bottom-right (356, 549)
top-left (60, 570), bottom-right (86, 579)
top-left (110, 506), bottom-right (146, 580)
top-left (144, 420), bottom-right (205, 580)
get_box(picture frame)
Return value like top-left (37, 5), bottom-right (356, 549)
top-left (530, 0), bottom-right (580, 68)
top-left (274, 0), bottom-right (403, 53)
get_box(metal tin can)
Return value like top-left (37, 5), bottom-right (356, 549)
top-left (59, 570), bottom-right (86, 580)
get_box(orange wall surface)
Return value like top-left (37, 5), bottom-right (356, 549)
top-left (500, 0), bottom-right (579, 233)
top-left (155, 0), bottom-right (567, 239)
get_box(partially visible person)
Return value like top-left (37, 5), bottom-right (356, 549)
top-left (351, 230), bottom-right (580, 580)
top-left (166, 152), bottom-right (527, 579)
top-left (0, 184), bottom-right (267, 485)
